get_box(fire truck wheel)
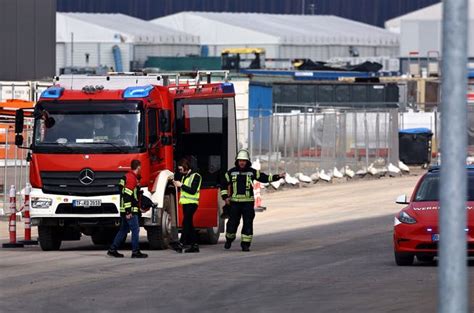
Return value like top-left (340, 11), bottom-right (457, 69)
top-left (91, 228), bottom-right (119, 246)
top-left (38, 226), bottom-right (62, 251)
top-left (147, 225), bottom-right (169, 250)
top-left (147, 195), bottom-right (173, 250)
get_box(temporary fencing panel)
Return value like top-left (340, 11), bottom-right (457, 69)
top-left (239, 108), bottom-right (400, 176)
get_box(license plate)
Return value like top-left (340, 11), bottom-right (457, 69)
top-left (72, 199), bottom-right (101, 207)
top-left (432, 234), bottom-right (440, 242)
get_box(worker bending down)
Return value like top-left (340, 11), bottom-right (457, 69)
top-left (221, 149), bottom-right (285, 252)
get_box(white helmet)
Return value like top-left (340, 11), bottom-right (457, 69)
top-left (236, 149), bottom-right (250, 161)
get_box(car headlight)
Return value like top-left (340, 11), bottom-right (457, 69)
top-left (31, 197), bottom-right (53, 209)
top-left (399, 211), bottom-right (417, 224)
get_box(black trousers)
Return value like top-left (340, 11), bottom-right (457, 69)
top-left (180, 203), bottom-right (198, 245)
top-left (225, 201), bottom-right (255, 246)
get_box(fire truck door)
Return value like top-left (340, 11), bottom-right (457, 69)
top-left (174, 98), bottom-right (237, 228)
top-left (147, 109), bottom-right (160, 178)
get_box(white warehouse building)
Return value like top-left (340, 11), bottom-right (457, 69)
top-left (151, 12), bottom-right (400, 61)
top-left (385, 0), bottom-right (474, 58)
top-left (56, 13), bottom-right (200, 73)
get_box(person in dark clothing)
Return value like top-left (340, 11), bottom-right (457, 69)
top-left (173, 158), bottom-right (202, 253)
top-left (107, 159), bottom-right (148, 258)
top-left (221, 149), bottom-right (285, 252)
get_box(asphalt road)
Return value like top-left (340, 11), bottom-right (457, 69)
top-left (1, 174), bottom-right (474, 313)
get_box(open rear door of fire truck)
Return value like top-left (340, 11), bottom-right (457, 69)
top-left (174, 97), bottom-right (237, 244)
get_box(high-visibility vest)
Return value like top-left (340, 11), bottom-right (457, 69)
top-left (180, 173), bottom-right (201, 205)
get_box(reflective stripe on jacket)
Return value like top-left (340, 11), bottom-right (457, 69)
top-left (120, 171), bottom-right (140, 214)
top-left (221, 167), bottom-right (279, 202)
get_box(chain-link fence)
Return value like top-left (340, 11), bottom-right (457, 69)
top-left (238, 108), bottom-right (399, 176)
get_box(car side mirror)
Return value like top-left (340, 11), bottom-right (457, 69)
top-left (15, 109), bottom-right (24, 134)
top-left (15, 134), bottom-right (24, 146)
top-left (159, 110), bottom-right (171, 133)
top-left (395, 194), bottom-right (409, 205)
top-left (15, 109), bottom-right (25, 147)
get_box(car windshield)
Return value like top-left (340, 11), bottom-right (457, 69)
top-left (34, 112), bottom-right (142, 149)
top-left (415, 173), bottom-right (474, 201)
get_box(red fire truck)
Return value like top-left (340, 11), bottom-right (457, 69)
top-left (14, 72), bottom-right (237, 251)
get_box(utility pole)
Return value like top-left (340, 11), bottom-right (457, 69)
top-left (439, 0), bottom-right (469, 312)
top-left (302, 0), bottom-right (305, 15)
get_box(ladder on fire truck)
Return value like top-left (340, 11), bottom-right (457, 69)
top-left (53, 71), bottom-right (230, 90)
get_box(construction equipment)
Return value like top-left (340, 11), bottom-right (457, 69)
top-left (221, 48), bottom-right (266, 71)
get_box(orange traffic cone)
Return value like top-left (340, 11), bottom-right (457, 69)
top-left (253, 181), bottom-right (266, 212)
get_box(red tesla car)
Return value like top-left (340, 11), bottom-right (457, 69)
top-left (393, 166), bottom-right (474, 265)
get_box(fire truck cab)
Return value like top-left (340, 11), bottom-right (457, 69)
top-left (14, 71), bottom-right (237, 251)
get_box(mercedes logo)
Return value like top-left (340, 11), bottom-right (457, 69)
top-left (79, 168), bottom-right (95, 185)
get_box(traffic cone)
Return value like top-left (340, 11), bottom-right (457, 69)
top-left (3, 185), bottom-right (24, 248)
top-left (19, 183), bottom-right (38, 245)
top-left (253, 181), bottom-right (266, 212)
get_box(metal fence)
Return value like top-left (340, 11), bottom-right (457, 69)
top-left (0, 81), bottom-right (51, 102)
top-left (0, 124), bottom-right (32, 215)
top-left (238, 108), bottom-right (399, 176)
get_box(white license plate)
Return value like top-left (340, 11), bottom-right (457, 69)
top-left (432, 234), bottom-right (440, 242)
top-left (72, 199), bottom-right (101, 207)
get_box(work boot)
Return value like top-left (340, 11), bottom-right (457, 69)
top-left (224, 239), bottom-right (232, 250)
top-left (107, 249), bottom-right (124, 258)
top-left (131, 251), bottom-right (148, 258)
top-left (185, 244), bottom-right (200, 253)
top-left (241, 243), bottom-right (250, 252)
top-left (173, 242), bottom-right (184, 253)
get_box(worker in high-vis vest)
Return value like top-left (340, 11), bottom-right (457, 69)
top-left (173, 158), bottom-right (202, 253)
top-left (108, 159), bottom-right (148, 258)
top-left (221, 149), bottom-right (285, 252)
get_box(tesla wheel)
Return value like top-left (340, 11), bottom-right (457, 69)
top-left (38, 226), bottom-right (62, 251)
top-left (417, 255), bottom-right (434, 263)
top-left (395, 251), bottom-right (414, 266)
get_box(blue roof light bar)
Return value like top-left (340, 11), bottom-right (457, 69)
top-left (40, 86), bottom-right (65, 99)
top-left (123, 85), bottom-right (154, 98)
top-left (221, 82), bottom-right (235, 94)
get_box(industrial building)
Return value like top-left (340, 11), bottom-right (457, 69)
top-left (151, 12), bottom-right (400, 62)
top-left (385, 0), bottom-right (474, 58)
top-left (56, 13), bottom-right (200, 73)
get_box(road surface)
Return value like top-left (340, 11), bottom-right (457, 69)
top-left (1, 174), bottom-right (473, 313)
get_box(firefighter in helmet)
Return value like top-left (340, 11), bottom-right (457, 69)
top-left (221, 149), bottom-right (285, 252)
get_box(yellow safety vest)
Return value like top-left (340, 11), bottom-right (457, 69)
top-left (180, 173), bottom-right (201, 205)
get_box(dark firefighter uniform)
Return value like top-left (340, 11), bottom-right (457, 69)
top-left (221, 149), bottom-right (280, 251)
top-left (119, 172), bottom-right (140, 216)
top-left (179, 171), bottom-right (202, 249)
top-left (109, 171), bottom-right (142, 255)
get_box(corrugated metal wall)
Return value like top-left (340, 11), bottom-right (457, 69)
top-left (57, 0), bottom-right (439, 27)
top-left (0, 0), bottom-right (56, 80)
top-left (56, 43), bottom-right (131, 73)
top-left (249, 83), bottom-right (273, 117)
top-left (134, 44), bottom-right (201, 62)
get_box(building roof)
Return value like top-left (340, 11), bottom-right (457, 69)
top-left (385, 0), bottom-right (474, 33)
top-left (151, 12), bottom-right (399, 46)
top-left (57, 12), bottom-right (200, 44)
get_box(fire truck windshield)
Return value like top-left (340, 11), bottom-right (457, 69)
top-left (33, 106), bottom-right (143, 153)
